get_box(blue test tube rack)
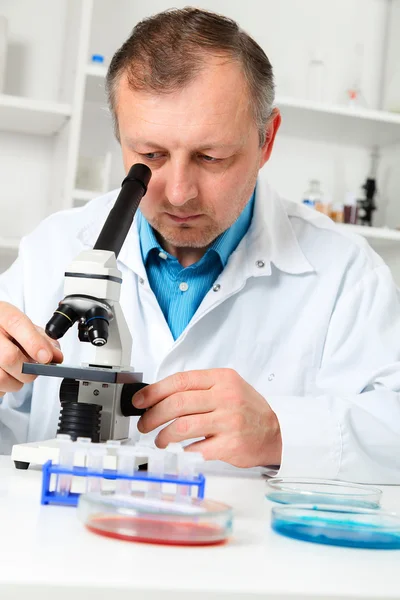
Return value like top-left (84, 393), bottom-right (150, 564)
top-left (41, 460), bottom-right (206, 506)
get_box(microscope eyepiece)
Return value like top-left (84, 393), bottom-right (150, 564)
top-left (85, 306), bottom-right (110, 346)
top-left (45, 304), bottom-right (79, 340)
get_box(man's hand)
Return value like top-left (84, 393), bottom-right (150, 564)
top-left (0, 301), bottom-right (64, 397)
top-left (133, 368), bottom-right (282, 468)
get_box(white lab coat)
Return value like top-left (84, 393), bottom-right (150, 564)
top-left (1, 179), bottom-right (400, 483)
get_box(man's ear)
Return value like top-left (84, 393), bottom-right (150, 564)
top-left (259, 108), bottom-right (281, 168)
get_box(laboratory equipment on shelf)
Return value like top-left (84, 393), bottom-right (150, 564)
top-left (301, 179), bottom-right (324, 210)
top-left (11, 164), bottom-right (152, 470)
top-left (357, 177), bottom-right (377, 227)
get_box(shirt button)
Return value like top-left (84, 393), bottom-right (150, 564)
top-left (212, 284), bottom-right (221, 292)
top-left (158, 251), bottom-right (168, 260)
top-left (256, 260), bottom-right (265, 268)
top-left (179, 282), bottom-right (189, 292)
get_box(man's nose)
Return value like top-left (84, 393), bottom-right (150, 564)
top-left (165, 162), bottom-right (198, 206)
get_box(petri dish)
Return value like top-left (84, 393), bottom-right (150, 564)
top-left (78, 491), bottom-right (233, 546)
top-left (266, 478), bottom-right (382, 509)
top-left (271, 504), bottom-right (400, 549)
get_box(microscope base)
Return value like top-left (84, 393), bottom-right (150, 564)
top-left (11, 438), bottom-right (147, 470)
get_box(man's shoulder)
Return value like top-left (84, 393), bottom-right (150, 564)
top-left (23, 190), bottom-right (118, 250)
top-left (27, 190), bottom-right (118, 237)
top-left (282, 196), bottom-right (384, 272)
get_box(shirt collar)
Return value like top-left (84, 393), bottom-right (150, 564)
top-left (138, 191), bottom-right (255, 268)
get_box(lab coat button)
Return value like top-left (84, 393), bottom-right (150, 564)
top-left (256, 260), bottom-right (265, 268)
top-left (139, 277), bottom-right (145, 285)
top-left (212, 284), bottom-right (221, 292)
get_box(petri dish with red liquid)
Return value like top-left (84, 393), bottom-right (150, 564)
top-left (77, 491), bottom-right (233, 546)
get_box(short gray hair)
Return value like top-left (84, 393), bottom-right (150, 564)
top-left (106, 7), bottom-right (275, 146)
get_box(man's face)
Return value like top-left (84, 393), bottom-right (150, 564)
top-left (116, 56), bottom-right (278, 251)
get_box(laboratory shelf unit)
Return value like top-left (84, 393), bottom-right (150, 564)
top-left (0, 0), bottom-right (400, 285)
top-left (0, 236), bottom-right (20, 251)
top-left (338, 223), bottom-right (400, 242)
top-left (0, 94), bottom-right (71, 136)
top-left (84, 69), bottom-right (400, 147)
top-left (276, 96), bottom-right (400, 147)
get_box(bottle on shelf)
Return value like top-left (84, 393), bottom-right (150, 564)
top-left (329, 203), bottom-right (344, 223)
top-left (306, 51), bottom-right (326, 103)
top-left (91, 54), bottom-right (105, 65)
top-left (345, 43), bottom-right (367, 109)
top-left (302, 179), bottom-right (324, 209)
top-left (343, 192), bottom-right (358, 224)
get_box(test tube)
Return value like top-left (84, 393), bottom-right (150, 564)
top-left (56, 433), bottom-right (74, 496)
top-left (116, 446), bottom-right (135, 495)
top-left (146, 449), bottom-right (165, 499)
top-left (165, 443), bottom-right (183, 475)
top-left (86, 444), bottom-right (106, 493)
top-left (131, 443), bottom-right (151, 471)
top-left (75, 436), bottom-right (92, 468)
top-left (105, 439), bottom-right (121, 471)
top-left (177, 452), bottom-right (204, 501)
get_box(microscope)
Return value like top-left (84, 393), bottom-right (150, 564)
top-left (11, 163), bottom-right (152, 469)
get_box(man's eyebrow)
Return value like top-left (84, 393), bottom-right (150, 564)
top-left (125, 138), bottom-right (239, 151)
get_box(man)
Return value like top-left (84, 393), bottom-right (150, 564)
top-left (0, 8), bottom-right (399, 482)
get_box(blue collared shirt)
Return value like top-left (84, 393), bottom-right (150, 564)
top-left (138, 191), bottom-right (255, 340)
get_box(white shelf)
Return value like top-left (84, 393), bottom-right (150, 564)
top-left (73, 188), bottom-right (100, 202)
top-left (338, 223), bottom-right (400, 241)
top-left (0, 95), bottom-right (72, 135)
top-left (0, 236), bottom-right (20, 251)
top-left (276, 96), bottom-right (400, 147)
top-left (337, 223), bottom-right (400, 249)
top-left (80, 75), bottom-right (400, 147)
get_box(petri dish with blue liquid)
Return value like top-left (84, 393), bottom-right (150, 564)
top-left (271, 505), bottom-right (400, 549)
top-left (266, 478), bottom-right (382, 509)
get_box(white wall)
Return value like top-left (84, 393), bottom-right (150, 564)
top-left (0, 0), bottom-right (399, 280)
top-left (87, 0), bottom-right (392, 209)
top-left (0, 0), bottom-right (69, 244)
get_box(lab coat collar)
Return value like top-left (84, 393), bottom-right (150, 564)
top-left (76, 178), bottom-right (314, 278)
top-left (244, 177), bottom-right (315, 276)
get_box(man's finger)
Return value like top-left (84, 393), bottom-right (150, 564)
top-left (132, 369), bottom-right (219, 409)
top-left (154, 413), bottom-right (216, 448)
top-left (35, 326), bottom-right (64, 363)
top-left (180, 437), bottom-right (221, 461)
top-left (137, 390), bottom-right (215, 433)
top-left (0, 336), bottom-right (37, 384)
top-left (0, 368), bottom-right (27, 393)
top-left (0, 303), bottom-right (62, 364)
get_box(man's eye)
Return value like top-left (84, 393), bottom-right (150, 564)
top-left (200, 154), bottom-right (222, 163)
top-left (142, 153), bottom-right (163, 160)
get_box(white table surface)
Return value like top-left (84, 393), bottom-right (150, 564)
top-left (0, 455), bottom-right (399, 600)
